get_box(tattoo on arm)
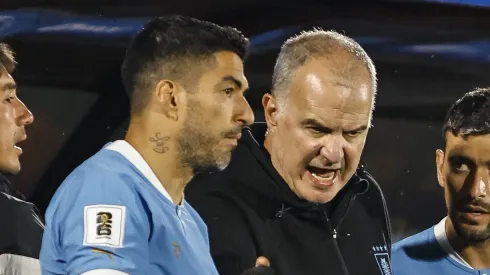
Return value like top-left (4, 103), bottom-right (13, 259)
top-left (149, 133), bottom-right (170, 153)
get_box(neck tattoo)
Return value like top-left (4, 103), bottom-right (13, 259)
top-left (149, 132), bottom-right (170, 154)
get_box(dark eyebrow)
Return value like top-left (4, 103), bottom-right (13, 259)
top-left (448, 155), bottom-right (472, 162)
top-left (447, 154), bottom-right (474, 167)
top-left (1, 82), bottom-right (16, 92)
top-left (447, 149), bottom-right (490, 168)
top-left (222, 75), bottom-right (242, 89)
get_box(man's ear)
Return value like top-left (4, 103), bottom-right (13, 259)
top-left (153, 79), bottom-right (183, 121)
top-left (436, 149), bottom-right (446, 188)
top-left (262, 93), bottom-right (280, 130)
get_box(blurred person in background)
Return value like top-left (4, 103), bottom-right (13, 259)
top-left (40, 15), bottom-right (274, 275)
top-left (392, 88), bottom-right (490, 274)
top-left (0, 42), bottom-right (43, 274)
top-left (186, 29), bottom-right (392, 275)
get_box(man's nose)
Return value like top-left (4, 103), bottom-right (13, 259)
top-left (234, 96), bottom-right (254, 126)
top-left (469, 169), bottom-right (490, 198)
top-left (16, 99), bottom-right (34, 126)
top-left (319, 137), bottom-right (344, 165)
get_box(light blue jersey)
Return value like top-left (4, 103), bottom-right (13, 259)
top-left (392, 217), bottom-right (490, 275)
top-left (40, 140), bottom-right (219, 275)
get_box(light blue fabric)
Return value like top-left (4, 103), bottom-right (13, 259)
top-left (40, 142), bottom-right (218, 275)
top-left (392, 226), bottom-right (490, 275)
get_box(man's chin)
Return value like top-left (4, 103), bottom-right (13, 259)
top-left (453, 217), bottom-right (490, 243)
top-left (297, 186), bottom-right (338, 204)
top-left (192, 158), bottom-right (231, 175)
top-left (214, 152), bottom-right (232, 170)
top-left (0, 162), bottom-right (21, 176)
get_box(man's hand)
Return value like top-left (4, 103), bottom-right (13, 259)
top-left (240, 256), bottom-right (275, 275)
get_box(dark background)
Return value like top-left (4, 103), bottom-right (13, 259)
top-left (2, 0), bottom-right (490, 241)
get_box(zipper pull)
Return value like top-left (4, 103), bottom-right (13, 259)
top-left (333, 229), bottom-right (338, 239)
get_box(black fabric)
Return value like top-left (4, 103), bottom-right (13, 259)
top-left (241, 266), bottom-right (275, 275)
top-left (186, 123), bottom-right (392, 275)
top-left (0, 173), bottom-right (26, 201)
top-left (0, 176), bottom-right (44, 258)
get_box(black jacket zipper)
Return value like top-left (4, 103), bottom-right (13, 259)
top-left (317, 204), bottom-right (350, 275)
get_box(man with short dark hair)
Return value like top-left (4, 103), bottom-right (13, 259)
top-left (40, 15), bottom-right (256, 275)
top-left (186, 29), bottom-right (392, 275)
top-left (0, 42), bottom-right (43, 274)
top-left (392, 88), bottom-right (490, 274)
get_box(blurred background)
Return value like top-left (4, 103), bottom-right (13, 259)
top-left (1, 0), bottom-right (490, 242)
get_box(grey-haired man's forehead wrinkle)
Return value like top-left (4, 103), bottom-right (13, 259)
top-left (300, 118), bottom-right (368, 133)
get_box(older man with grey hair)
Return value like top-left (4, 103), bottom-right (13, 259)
top-left (186, 29), bottom-right (392, 275)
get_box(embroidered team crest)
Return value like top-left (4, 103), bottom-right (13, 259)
top-left (372, 245), bottom-right (392, 275)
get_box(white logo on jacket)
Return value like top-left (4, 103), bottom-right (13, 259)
top-left (372, 245), bottom-right (392, 275)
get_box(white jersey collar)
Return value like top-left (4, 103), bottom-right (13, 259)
top-left (105, 140), bottom-right (179, 205)
top-left (434, 216), bottom-right (473, 269)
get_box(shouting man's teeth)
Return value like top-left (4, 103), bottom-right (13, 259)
top-left (311, 172), bottom-right (335, 181)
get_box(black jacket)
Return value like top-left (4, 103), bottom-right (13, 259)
top-left (186, 123), bottom-right (393, 275)
top-left (0, 174), bottom-right (44, 274)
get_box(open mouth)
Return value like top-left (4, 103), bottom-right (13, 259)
top-left (14, 136), bottom-right (27, 154)
top-left (14, 143), bottom-right (23, 153)
top-left (306, 166), bottom-right (339, 187)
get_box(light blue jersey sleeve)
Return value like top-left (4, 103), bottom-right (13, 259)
top-left (41, 161), bottom-right (151, 275)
